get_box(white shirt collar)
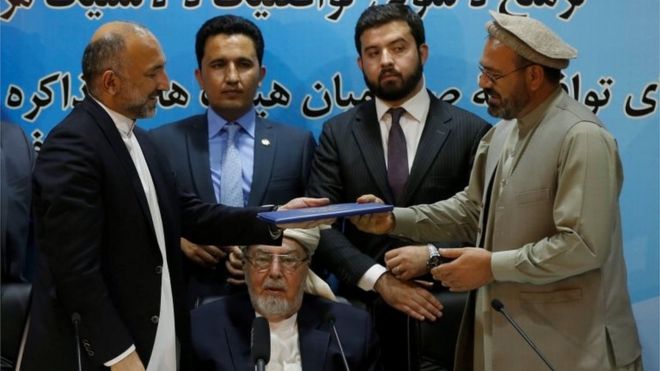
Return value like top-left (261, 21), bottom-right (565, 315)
top-left (91, 96), bottom-right (136, 138)
top-left (374, 79), bottom-right (430, 123)
top-left (255, 311), bottom-right (299, 330)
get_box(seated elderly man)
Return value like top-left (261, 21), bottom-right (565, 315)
top-left (191, 228), bottom-right (382, 371)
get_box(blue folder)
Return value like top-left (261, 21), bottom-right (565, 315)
top-left (257, 202), bottom-right (393, 224)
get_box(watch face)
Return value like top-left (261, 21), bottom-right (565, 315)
top-left (428, 255), bottom-right (442, 268)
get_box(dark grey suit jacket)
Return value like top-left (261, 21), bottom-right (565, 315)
top-left (307, 92), bottom-right (491, 285)
top-left (0, 122), bottom-right (35, 283)
top-left (191, 293), bottom-right (382, 371)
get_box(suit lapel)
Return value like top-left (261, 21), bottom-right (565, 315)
top-left (298, 299), bottom-right (330, 371)
top-left (188, 116), bottom-right (216, 203)
top-left (351, 102), bottom-right (395, 203)
top-left (84, 98), bottom-right (155, 235)
top-left (248, 118), bottom-right (275, 206)
top-left (226, 296), bottom-right (256, 371)
top-left (402, 95), bottom-right (452, 206)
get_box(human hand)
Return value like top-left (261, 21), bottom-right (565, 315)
top-left (110, 350), bottom-right (145, 371)
top-left (385, 245), bottom-right (430, 280)
top-left (275, 197), bottom-right (335, 229)
top-left (374, 272), bottom-right (443, 321)
top-left (431, 248), bottom-right (493, 292)
top-left (225, 245), bottom-right (245, 285)
top-left (180, 238), bottom-right (226, 268)
top-left (349, 194), bottom-right (395, 235)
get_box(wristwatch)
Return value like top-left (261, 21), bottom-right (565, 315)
top-left (426, 245), bottom-right (442, 269)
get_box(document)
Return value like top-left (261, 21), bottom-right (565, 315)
top-left (257, 202), bottom-right (393, 224)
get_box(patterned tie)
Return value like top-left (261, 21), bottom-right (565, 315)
top-left (220, 123), bottom-right (243, 207)
top-left (387, 107), bottom-right (408, 201)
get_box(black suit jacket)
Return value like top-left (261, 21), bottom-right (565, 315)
top-left (191, 293), bottom-right (382, 371)
top-left (149, 113), bottom-right (315, 206)
top-left (307, 92), bottom-right (491, 285)
top-left (21, 97), bottom-right (280, 371)
top-left (149, 114), bottom-right (315, 304)
top-left (0, 122), bottom-right (35, 283)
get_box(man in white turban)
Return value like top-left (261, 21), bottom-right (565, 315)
top-left (190, 227), bottom-right (383, 371)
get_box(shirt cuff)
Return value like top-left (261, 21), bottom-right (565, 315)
top-left (357, 264), bottom-right (388, 291)
top-left (490, 249), bottom-right (520, 282)
top-left (390, 207), bottom-right (417, 236)
top-left (104, 345), bottom-right (136, 367)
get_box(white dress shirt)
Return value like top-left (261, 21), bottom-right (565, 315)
top-left (95, 99), bottom-right (177, 370)
top-left (357, 83), bottom-right (432, 291)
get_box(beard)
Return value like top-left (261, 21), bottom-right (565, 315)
top-left (118, 78), bottom-right (160, 119)
top-left (483, 83), bottom-right (530, 120)
top-left (247, 277), bottom-right (304, 319)
top-left (124, 90), bottom-right (159, 119)
top-left (363, 59), bottom-right (423, 102)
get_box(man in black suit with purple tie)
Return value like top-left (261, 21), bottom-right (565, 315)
top-left (306, 4), bottom-right (491, 371)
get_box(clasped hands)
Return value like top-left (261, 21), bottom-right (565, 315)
top-left (351, 194), bottom-right (494, 293)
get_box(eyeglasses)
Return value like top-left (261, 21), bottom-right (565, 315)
top-left (244, 253), bottom-right (310, 272)
top-left (478, 64), bottom-right (532, 84)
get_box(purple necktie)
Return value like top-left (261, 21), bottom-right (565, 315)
top-left (387, 107), bottom-right (408, 201)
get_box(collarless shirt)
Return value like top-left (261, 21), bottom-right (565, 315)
top-left (208, 108), bottom-right (256, 206)
top-left (256, 313), bottom-right (302, 371)
top-left (93, 98), bottom-right (176, 371)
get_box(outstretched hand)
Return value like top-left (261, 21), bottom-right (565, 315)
top-left (349, 194), bottom-right (395, 235)
top-left (275, 197), bottom-right (336, 229)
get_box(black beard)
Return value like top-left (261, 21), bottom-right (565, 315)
top-left (364, 62), bottom-right (424, 102)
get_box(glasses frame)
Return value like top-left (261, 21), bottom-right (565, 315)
top-left (244, 252), bottom-right (310, 272)
top-left (479, 64), bottom-right (532, 84)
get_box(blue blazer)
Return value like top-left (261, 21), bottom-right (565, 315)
top-left (149, 114), bottom-right (316, 206)
top-left (149, 114), bottom-right (316, 304)
top-left (191, 293), bottom-right (383, 371)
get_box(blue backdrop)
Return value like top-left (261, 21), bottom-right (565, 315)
top-left (2, 0), bottom-right (658, 368)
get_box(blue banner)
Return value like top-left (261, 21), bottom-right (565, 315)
top-left (2, 1), bottom-right (658, 368)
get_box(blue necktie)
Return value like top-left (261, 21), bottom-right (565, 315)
top-left (387, 107), bottom-right (408, 202)
top-left (220, 123), bottom-right (243, 207)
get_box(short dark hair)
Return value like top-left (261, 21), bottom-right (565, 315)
top-left (195, 15), bottom-right (265, 68)
top-left (81, 34), bottom-right (125, 96)
top-left (542, 66), bottom-right (562, 83)
top-left (517, 55), bottom-right (562, 84)
top-left (354, 3), bottom-right (425, 55)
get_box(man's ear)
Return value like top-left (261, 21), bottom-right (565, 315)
top-left (194, 68), bottom-right (204, 90)
top-left (258, 65), bottom-right (266, 86)
top-left (418, 43), bottom-right (429, 65)
top-left (527, 64), bottom-right (545, 92)
top-left (101, 69), bottom-right (120, 96)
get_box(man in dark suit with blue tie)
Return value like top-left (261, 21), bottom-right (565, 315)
top-left (150, 15), bottom-right (316, 307)
top-left (306, 4), bottom-right (491, 371)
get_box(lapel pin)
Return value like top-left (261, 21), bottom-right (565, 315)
top-left (261, 138), bottom-right (271, 146)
